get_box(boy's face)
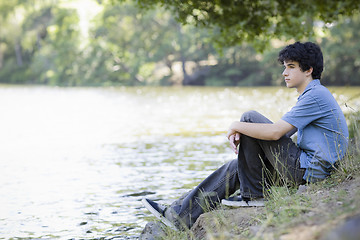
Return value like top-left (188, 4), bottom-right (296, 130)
top-left (282, 60), bottom-right (312, 93)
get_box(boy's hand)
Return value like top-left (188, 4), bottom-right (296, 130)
top-left (228, 132), bottom-right (240, 154)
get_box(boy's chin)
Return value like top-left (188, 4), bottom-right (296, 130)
top-left (285, 83), bottom-right (293, 88)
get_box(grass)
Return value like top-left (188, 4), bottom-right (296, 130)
top-left (153, 112), bottom-right (360, 239)
top-left (251, 111), bottom-right (360, 239)
top-left (250, 111), bottom-right (360, 239)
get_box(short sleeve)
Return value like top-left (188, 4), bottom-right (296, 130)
top-left (281, 94), bottom-right (322, 129)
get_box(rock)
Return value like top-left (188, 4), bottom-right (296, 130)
top-left (280, 224), bottom-right (326, 240)
top-left (249, 225), bottom-right (262, 236)
top-left (296, 185), bottom-right (308, 194)
top-left (124, 191), bottom-right (156, 197)
top-left (320, 214), bottom-right (360, 240)
top-left (139, 221), bottom-right (166, 240)
top-left (190, 207), bottom-right (263, 239)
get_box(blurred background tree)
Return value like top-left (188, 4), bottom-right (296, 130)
top-left (0, 0), bottom-right (359, 86)
top-left (126, 0), bottom-right (360, 49)
top-left (321, 14), bottom-right (360, 85)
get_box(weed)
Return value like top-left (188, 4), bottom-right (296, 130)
top-left (153, 112), bottom-right (360, 239)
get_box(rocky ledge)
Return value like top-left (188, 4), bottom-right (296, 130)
top-left (140, 175), bottom-right (360, 240)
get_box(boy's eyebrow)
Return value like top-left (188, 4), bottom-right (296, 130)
top-left (284, 63), bottom-right (296, 67)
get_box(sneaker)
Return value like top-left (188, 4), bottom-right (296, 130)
top-left (221, 195), bottom-right (265, 207)
top-left (141, 198), bottom-right (178, 230)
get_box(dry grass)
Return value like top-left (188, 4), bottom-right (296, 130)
top-left (155, 112), bottom-right (360, 240)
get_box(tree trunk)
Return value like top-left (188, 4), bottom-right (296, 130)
top-left (0, 43), bottom-right (4, 69)
top-left (165, 56), bottom-right (173, 75)
top-left (181, 54), bottom-right (190, 84)
top-left (177, 24), bottom-right (190, 85)
top-left (37, 32), bottom-right (42, 49)
top-left (14, 40), bottom-right (23, 67)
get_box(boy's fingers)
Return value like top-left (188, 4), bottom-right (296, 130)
top-left (229, 134), bottom-right (238, 154)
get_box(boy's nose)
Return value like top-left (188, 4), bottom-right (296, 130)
top-left (282, 69), bottom-right (288, 76)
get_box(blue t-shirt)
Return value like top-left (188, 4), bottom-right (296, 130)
top-left (282, 80), bottom-right (349, 182)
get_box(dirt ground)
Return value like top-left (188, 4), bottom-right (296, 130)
top-left (190, 175), bottom-right (360, 240)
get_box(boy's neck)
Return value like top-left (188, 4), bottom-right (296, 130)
top-left (297, 78), bottom-right (313, 95)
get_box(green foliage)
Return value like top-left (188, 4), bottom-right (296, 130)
top-left (0, 0), bottom-right (360, 86)
top-left (88, 1), bottom-right (219, 85)
top-left (321, 14), bottom-right (360, 85)
top-left (0, 1), bottom-right (83, 86)
top-left (124, 0), bottom-right (360, 50)
top-left (89, 2), bottom-right (177, 85)
top-left (29, 7), bottom-right (82, 86)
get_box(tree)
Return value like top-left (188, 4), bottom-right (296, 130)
top-left (28, 7), bottom-right (82, 85)
top-left (119, 0), bottom-right (360, 50)
top-left (321, 13), bottom-right (360, 85)
top-left (90, 1), bottom-right (216, 85)
top-left (0, 0), bottom-right (83, 85)
top-left (0, 0), bottom-right (53, 83)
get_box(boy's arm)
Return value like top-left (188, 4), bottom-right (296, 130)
top-left (227, 119), bottom-right (295, 141)
top-left (285, 127), bottom-right (297, 138)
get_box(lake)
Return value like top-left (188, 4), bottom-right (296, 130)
top-left (0, 85), bottom-right (359, 239)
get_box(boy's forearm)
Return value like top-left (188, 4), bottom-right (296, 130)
top-left (228, 120), bottom-right (294, 141)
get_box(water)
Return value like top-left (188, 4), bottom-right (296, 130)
top-left (0, 85), bottom-right (359, 239)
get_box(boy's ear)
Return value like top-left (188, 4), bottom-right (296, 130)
top-left (306, 67), bottom-right (313, 77)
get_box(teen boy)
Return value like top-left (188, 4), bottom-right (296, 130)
top-left (142, 42), bottom-right (349, 231)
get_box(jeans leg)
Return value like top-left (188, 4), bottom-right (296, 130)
top-left (168, 110), bottom-right (304, 228)
top-left (170, 159), bottom-right (240, 228)
top-left (238, 111), bottom-right (305, 198)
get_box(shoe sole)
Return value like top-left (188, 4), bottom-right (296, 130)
top-left (221, 199), bottom-right (265, 207)
top-left (141, 198), bottom-right (178, 230)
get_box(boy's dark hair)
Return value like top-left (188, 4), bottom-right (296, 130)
top-left (278, 42), bottom-right (324, 79)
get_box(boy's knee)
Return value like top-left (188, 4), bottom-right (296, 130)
top-left (240, 110), bottom-right (260, 122)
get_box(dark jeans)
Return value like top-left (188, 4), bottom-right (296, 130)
top-left (170, 111), bottom-right (305, 228)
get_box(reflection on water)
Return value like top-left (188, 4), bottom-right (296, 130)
top-left (0, 86), bottom-right (359, 239)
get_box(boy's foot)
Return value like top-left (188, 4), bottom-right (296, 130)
top-left (221, 195), bottom-right (265, 207)
top-left (141, 198), bottom-right (178, 230)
